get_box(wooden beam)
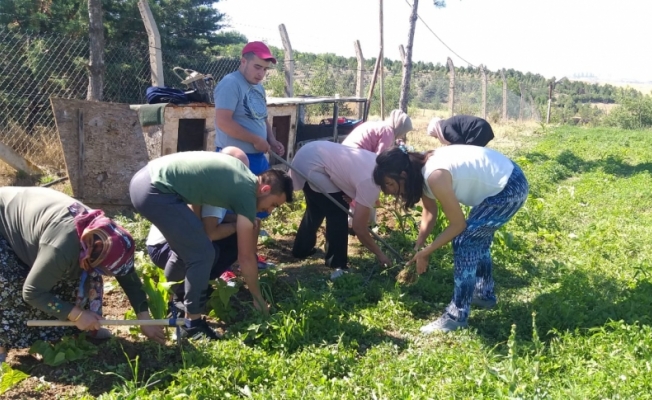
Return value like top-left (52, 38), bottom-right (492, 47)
top-left (447, 57), bottom-right (455, 117)
top-left (137, 0), bottom-right (164, 86)
top-left (379, 0), bottom-right (385, 119)
top-left (0, 141), bottom-right (42, 175)
top-left (354, 40), bottom-right (365, 119)
top-left (278, 24), bottom-right (294, 97)
top-left (365, 48), bottom-right (383, 121)
top-left (500, 68), bottom-right (507, 121)
top-left (480, 64), bottom-right (487, 119)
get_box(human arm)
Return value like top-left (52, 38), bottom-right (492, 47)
top-left (201, 206), bottom-right (236, 241)
top-left (351, 204), bottom-right (392, 267)
top-left (215, 108), bottom-right (270, 153)
top-left (202, 216), bottom-right (237, 241)
top-left (115, 271), bottom-right (166, 344)
top-left (23, 245), bottom-right (104, 330)
top-left (236, 214), bottom-right (268, 313)
top-left (414, 195), bottom-right (439, 251)
top-left (266, 119), bottom-right (285, 156)
top-left (23, 245), bottom-right (82, 320)
top-left (409, 170), bottom-right (467, 274)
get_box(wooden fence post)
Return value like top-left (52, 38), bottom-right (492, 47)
top-left (500, 68), bottom-right (507, 121)
top-left (519, 83), bottom-right (525, 121)
top-left (364, 49), bottom-right (383, 121)
top-left (0, 142), bottom-right (43, 175)
top-left (137, 0), bottom-right (164, 87)
top-left (278, 24), bottom-right (294, 98)
top-left (528, 92), bottom-right (540, 121)
top-left (480, 64), bottom-right (487, 120)
top-left (447, 57), bottom-right (455, 117)
top-left (354, 40), bottom-right (365, 119)
top-left (379, 0), bottom-right (385, 119)
top-left (546, 80), bottom-right (554, 123)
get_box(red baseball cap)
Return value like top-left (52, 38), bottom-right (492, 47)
top-left (242, 41), bottom-right (277, 64)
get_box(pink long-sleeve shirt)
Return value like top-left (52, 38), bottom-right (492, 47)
top-left (341, 121), bottom-right (395, 155)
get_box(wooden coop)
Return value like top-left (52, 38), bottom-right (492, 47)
top-left (50, 96), bottom-right (368, 206)
top-left (266, 96), bottom-right (368, 167)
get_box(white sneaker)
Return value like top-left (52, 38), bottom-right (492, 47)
top-left (330, 268), bottom-right (348, 280)
top-left (420, 314), bottom-right (468, 334)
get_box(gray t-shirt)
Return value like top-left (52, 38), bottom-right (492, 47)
top-left (213, 70), bottom-right (268, 154)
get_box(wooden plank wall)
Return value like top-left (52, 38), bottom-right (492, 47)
top-left (51, 98), bottom-right (149, 206)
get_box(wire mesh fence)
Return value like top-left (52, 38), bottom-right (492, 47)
top-left (1, 29), bottom-right (541, 175)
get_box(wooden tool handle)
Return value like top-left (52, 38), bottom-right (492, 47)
top-left (27, 318), bottom-right (187, 327)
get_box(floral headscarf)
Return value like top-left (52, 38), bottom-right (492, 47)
top-left (68, 203), bottom-right (135, 314)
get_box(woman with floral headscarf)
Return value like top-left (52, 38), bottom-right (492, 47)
top-left (0, 187), bottom-right (165, 363)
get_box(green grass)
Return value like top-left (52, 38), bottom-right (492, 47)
top-left (68, 127), bottom-right (652, 398)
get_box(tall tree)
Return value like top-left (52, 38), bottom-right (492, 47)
top-left (399, 0), bottom-right (446, 112)
top-left (87, 0), bottom-right (105, 101)
top-left (0, 1), bottom-right (245, 51)
top-left (399, 0), bottom-right (419, 112)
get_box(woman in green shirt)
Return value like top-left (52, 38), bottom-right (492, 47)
top-left (0, 187), bottom-right (165, 363)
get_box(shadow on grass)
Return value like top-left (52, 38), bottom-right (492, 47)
top-left (9, 336), bottom-right (186, 397)
top-left (555, 150), bottom-right (652, 178)
top-left (472, 265), bottom-right (652, 346)
top-left (525, 149), bottom-right (651, 185)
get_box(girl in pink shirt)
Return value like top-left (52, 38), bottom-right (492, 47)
top-left (342, 109), bottom-right (413, 227)
top-left (290, 141), bottom-right (392, 271)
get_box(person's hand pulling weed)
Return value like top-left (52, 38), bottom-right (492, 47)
top-left (407, 249), bottom-right (430, 275)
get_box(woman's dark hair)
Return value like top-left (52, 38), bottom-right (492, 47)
top-left (373, 147), bottom-right (433, 210)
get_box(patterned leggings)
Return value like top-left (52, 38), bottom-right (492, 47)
top-left (445, 162), bottom-right (529, 322)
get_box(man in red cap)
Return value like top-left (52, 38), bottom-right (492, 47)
top-left (213, 41), bottom-right (285, 268)
top-left (214, 41), bottom-right (284, 173)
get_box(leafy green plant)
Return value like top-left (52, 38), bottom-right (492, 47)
top-left (141, 268), bottom-right (175, 320)
top-left (207, 278), bottom-right (241, 323)
top-left (28, 333), bottom-right (98, 366)
top-left (0, 363), bottom-right (30, 395)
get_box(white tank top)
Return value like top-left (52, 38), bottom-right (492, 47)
top-left (422, 145), bottom-right (514, 206)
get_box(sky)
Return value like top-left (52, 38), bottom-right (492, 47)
top-left (216, 0), bottom-right (651, 83)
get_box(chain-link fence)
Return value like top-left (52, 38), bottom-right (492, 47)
top-left (0, 30), bottom-right (241, 175)
top-left (268, 61), bottom-right (543, 122)
top-left (1, 29), bottom-right (541, 175)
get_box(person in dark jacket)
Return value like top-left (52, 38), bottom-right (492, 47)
top-left (427, 115), bottom-right (495, 147)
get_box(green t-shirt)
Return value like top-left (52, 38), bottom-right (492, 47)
top-left (147, 151), bottom-right (258, 222)
top-left (0, 187), bottom-right (148, 320)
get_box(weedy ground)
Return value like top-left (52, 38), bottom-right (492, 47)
top-left (2, 123), bottom-right (652, 399)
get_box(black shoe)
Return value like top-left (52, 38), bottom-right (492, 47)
top-left (168, 300), bottom-right (186, 319)
top-left (180, 317), bottom-right (221, 341)
top-left (292, 247), bottom-right (318, 259)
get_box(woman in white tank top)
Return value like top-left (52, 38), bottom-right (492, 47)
top-left (373, 144), bottom-right (529, 333)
